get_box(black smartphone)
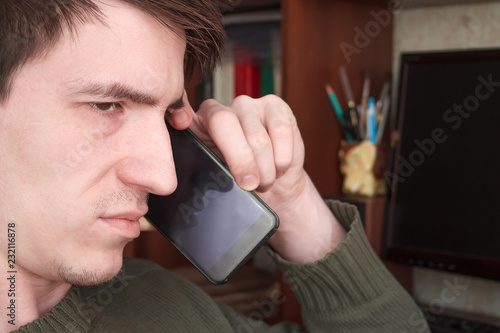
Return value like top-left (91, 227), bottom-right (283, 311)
top-left (144, 123), bottom-right (279, 284)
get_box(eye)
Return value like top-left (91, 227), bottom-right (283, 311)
top-left (90, 102), bottom-right (122, 112)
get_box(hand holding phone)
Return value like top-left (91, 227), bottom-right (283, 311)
top-left (145, 123), bottom-right (279, 284)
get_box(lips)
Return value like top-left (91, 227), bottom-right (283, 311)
top-left (100, 207), bottom-right (148, 238)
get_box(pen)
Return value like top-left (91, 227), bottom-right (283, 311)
top-left (360, 73), bottom-right (371, 140)
top-left (367, 97), bottom-right (377, 143)
top-left (376, 80), bottom-right (390, 125)
top-left (375, 93), bottom-right (390, 144)
top-left (325, 84), bottom-right (354, 142)
top-left (339, 66), bottom-right (361, 140)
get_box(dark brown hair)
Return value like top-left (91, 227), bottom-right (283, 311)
top-left (0, 0), bottom-right (226, 102)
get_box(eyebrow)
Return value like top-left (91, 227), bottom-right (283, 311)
top-left (74, 81), bottom-right (161, 107)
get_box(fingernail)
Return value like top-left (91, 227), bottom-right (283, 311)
top-left (240, 174), bottom-right (259, 191)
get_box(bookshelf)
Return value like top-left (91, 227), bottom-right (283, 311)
top-left (128, 0), bottom-right (399, 326)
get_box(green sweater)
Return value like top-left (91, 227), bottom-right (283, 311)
top-left (14, 201), bottom-right (430, 332)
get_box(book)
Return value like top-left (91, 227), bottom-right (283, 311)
top-left (213, 44), bottom-right (234, 106)
top-left (208, 21), bottom-right (282, 104)
top-left (234, 45), bottom-right (260, 98)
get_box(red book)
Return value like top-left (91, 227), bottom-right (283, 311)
top-left (233, 45), bottom-right (260, 98)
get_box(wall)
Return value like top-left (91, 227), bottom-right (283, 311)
top-left (392, 1), bottom-right (500, 321)
top-left (393, 1), bottom-right (500, 71)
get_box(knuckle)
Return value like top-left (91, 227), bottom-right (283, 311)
top-left (261, 94), bottom-right (282, 104)
top-left (247, 131), bottom-right (271, 152)
top-left (231, 95), bottom-right (256, 108)
top-left (261, 96), bottom-right (297, 125)
top-left (199, 98), bottom-right (224, 114)
top-left (207, 108), bottom-right (236, 126)
top-left (236, 141), bottom-right (254, 158)
top-left (270, 121), bottom-right (294, 139)
top-left (261, 94), bottom-right (292, 110)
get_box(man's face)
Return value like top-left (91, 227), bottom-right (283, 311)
top-left (0, 1), bottom-right (185, 285)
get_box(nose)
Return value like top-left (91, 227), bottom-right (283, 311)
top-left (115, 112), bottom-right (177, 196)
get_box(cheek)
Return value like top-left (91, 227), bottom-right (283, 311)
top-left (2, 115), bottom-right (70, 189)
top-left (0, 105), bottom-right (106, 227)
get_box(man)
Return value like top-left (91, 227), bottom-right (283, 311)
top-left (0, 0), bottom-right (429, 332)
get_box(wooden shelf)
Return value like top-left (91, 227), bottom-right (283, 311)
top-left (282, 0), bottom-right (392, 197)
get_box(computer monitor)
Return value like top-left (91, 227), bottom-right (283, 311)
top-left (383, 48), bottom-right (500, 282)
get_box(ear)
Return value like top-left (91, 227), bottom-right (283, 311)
top-left (166, 90), bottom-right (194, 130)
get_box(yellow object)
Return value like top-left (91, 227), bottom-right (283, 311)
top-left (339, 140), bottom-right (386, 197)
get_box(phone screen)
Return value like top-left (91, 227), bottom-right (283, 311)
top-left (145, 124), bottom-right (279, 284)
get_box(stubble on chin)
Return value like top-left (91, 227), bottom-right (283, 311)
top-left (56, 262), bottom-right (120, 286)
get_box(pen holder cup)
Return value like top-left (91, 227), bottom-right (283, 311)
top-left (338, 140), bottom-right (388, 197)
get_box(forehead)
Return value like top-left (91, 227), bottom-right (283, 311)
top-left (20, 0), bottom-right (187, 104)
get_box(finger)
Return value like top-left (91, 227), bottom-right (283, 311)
top-left (197, 99), bottom-right (261, 191)
top-left (236, 105), bottom-right (276, 191)
top-left (165, 91), bottom-right (194, 130)
top-left (261, 96), bottom-right (296, 178)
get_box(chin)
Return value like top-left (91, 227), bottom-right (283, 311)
top-left (57, 251), bottom-right (125, 286)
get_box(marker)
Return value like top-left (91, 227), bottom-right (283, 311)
top-left (325, 84), bottom-right (354, 142)
top-left (367, 97), bottom-right (377, 143)
top-left (338, 66), bottom-right (355, 106)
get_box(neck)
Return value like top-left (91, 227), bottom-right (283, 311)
top-left (1, 259), bottom-right (71, 331)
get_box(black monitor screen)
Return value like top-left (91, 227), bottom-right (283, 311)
top-left (383, 48), bottom-right (500, 281)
